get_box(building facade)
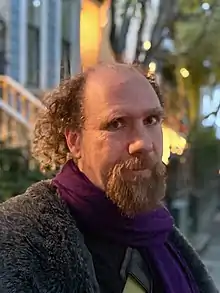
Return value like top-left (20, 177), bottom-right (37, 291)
top-left (0, 0), bottom-right (81, 91)
top-left (0, 0), bottom-right (111, 92)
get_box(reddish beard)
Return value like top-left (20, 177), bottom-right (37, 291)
top-left (104, 155), bottom-right (166, 217)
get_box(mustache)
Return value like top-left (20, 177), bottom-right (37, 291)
top-left (116, 155), bottom-right (158, 172)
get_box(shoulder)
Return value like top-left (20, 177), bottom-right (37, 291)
top-left (0, 180), bottom-right (98, 293)
top-left (0, 180), bottom-right (74, 258)
top-left (170, 227), bottom-right (218, 293)
top-left (0, 179), bottom-right (61, 213)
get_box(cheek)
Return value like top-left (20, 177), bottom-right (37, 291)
top-left (81, 130), bottom-right (128, 174)
top-left (95, 132), bottom-right (127, 167)
top-left (82, 131), bottom-right (115, 165)
top-left (82, 131), bottom-right (104, 158)
top-left (99, 132), bottom-right (125, 161)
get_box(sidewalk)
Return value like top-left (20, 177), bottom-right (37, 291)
top-left (190, 232), bottom-right (211, 253)
top-left (201, 212), bottom-right (220, 291)
top-left (188, 190), bottom-right (219, 253)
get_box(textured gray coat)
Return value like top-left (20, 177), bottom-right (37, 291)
top-left (0, 180), bottom-right (218, 293)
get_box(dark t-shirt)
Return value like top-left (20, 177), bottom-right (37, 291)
top-left (83, 232), bottom-right (163, 293)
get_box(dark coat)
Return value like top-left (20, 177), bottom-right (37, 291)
top-left (0, 180), bottom-right (218, 293)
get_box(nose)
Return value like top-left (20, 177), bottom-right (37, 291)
top-left (128, 134), bottom-right (154, 156)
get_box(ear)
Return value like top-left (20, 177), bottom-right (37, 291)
top-left (65, 128), bottom-right (81, 159)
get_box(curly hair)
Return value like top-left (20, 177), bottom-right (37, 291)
top-left (32, 63), bottom-right (163, 171)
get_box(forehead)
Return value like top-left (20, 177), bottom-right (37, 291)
top-left (84, 67), bottom-right (161, 120)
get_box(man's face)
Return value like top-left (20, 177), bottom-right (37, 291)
top-left (68, 66), bottom-right (166, 216)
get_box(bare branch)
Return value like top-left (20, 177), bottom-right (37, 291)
top-left (143, 0), bottom-right (177, 66)
top-left (203, 103), bottom-right (220, 120)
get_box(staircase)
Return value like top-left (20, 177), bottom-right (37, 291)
top-left (0, 75), bottom-right (44, 147)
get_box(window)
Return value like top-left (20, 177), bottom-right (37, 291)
top-left (61, 39), bottom-right (71, 79)
top-left (61, 0), bottom-right (72, 79)
top-left (27, 25), bottom-right (40, 87)
top-left (27, 1), bottom-right (40, 87)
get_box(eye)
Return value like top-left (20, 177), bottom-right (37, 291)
top-left (144, 115), bottom-right (161, 126)
top-left (106, 118), bottom-right (125, 131)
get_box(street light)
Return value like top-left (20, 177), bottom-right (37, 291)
top-left (143, 40), bottom-right (151, 51)
top-left (180, 68), bottom-right (190, 78)
top-left (201, 2), bottom-right (210, 11)
top-left (149, 61), bottom-right (157, 73)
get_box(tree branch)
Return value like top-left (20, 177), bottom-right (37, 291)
top-left (142, 0), bottom-right (177, 66)
top-left (202, 77), bottom-right (220, 120)
top-left (203, 102), bottom-right (220, 120)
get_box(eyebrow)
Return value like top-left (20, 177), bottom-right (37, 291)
top-left (108, 106), bottom-right (165, 119)
top-left (143, 107), bottom-right (165, 118)
top-left (99, 106), bottom-right (165, 126)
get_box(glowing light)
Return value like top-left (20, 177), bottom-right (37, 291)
top-left (201, 2), bottom-right (210, 10)
top-left (33, 0), bottom-right (41, 7)
top-left (162, 126), bottom-right (187, 165)
top-left (143, 40), bottom-right (151, 51)
top-left (180, 68), bottom-right (190, 78)
top-left (149, 62), bottom-right (157, 72)
top-left (203, 59), bottom-right (211, 68)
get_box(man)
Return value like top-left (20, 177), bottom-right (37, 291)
top-left (0, 63), bottom-right (218, 293)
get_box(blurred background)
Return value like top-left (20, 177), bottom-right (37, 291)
top-left (0, 0), bottom-right (219, 288)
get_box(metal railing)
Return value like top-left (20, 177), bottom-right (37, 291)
top-left (0, 75), bottom-right (44, 146)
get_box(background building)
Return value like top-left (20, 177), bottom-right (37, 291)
top-left (4, 0), bottom-right (82, 91)
top-left (0, 0), bottom-right (110, 145)
top-left (0, 0), bottom-right (111, 94)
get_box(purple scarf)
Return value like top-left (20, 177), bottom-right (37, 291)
top-left (53, 160), bottom-right (199, 293)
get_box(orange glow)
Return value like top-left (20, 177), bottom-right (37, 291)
top-left (80, 1), bottom-right (102, 68)
top-left (80, 0), bottom-right (111, 69)
top-left (162, 125), bottom-right (187, 165)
